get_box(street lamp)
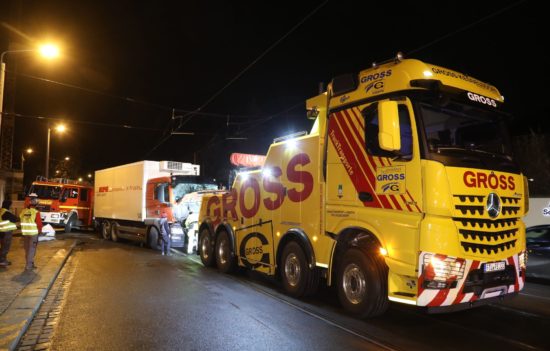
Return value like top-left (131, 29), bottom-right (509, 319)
top-left (45, 123), bottom-right (66, 179)
top-left (0, 43), bottom-right (60, 134)
top-left (21, 147), bottom-right (33, 171)
top-left (64, 156), bottom-right (70, 161)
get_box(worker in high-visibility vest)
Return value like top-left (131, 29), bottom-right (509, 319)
top-left (0, 199), bottom-right (19, 267)
top-left (20, 193), bottom-right (43, 270)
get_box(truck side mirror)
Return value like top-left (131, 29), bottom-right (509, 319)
top-left (378, 100), bottom-right (401, 151)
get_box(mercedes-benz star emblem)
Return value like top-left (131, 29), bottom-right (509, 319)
top-left (486, 193), bottom-right (501, 218)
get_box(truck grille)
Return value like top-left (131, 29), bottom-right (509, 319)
top-left (452, 195), bottom-right (520, 258)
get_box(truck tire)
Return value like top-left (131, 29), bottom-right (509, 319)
top-left (281, 241), bottom-right (317, 297)
top-left (215, 230), bottom-right (236, 273)
top-left (101, 221), bottom-right (111, 240)
top-left (111, 222), bottom-right (119, 242)
top-left (199, 228), bottom-right (215, 267)
top-left (337, 248), bottom-right (388, 318)
top-left (65, 214), bottom-right (76, 233)
top-left (148, 226), bottom-right (161, 251)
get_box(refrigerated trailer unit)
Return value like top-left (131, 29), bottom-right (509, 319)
top-left (94, 160), bottom-right (202, 249)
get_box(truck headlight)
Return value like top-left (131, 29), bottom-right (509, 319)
top-left (422, 253), bottom-right (466, 289)
top-left (519, 250), bottom-right (527, 270)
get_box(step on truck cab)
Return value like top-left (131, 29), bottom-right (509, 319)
top-left (197, 55), bottom-right (528, 317)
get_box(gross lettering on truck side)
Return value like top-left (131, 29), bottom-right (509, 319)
top-left (197, 54), bottom-right (528, 318)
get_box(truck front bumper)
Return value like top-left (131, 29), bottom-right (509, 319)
top-left (40, 212), bottom-right (68, 226)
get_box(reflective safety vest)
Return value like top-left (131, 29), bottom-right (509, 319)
top-left (20, 208), bottom-right (39, 235)
top-left (0, 208), bottom-right (17, 232)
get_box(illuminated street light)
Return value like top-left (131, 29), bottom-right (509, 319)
top-left (39, 44), bottom-right (60, 59)
top-left (87, 173), bottom-right (92, 178)
top-left (78, 177), bottom-right (83, 182)
top-left (65, 156), bottom-right (70, 161)
top-left (21, 147), bottom-right (34, 171)
top-left (45, 123), bottom-right (67, 179)
top-left (0, 43), bottom-right (60, 137)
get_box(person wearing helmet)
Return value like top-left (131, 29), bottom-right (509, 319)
top-left (20, 193), bottom-right (43, 270)
top-left (0, 199), bottom-right (19, 267)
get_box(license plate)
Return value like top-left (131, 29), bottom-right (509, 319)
top-left (484, 261), bottom-right (506, 273)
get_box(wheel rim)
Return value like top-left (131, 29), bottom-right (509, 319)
top-left (284, 253), bottom-right (301, 287)
top-left (342, 263), bottom-right (366, 305)
top-left (218, 237), bottom-right (227, 265)
top-left (201, 234), bottom-right (210, 260)
top-left (102, 222), bottom-right (111, 239)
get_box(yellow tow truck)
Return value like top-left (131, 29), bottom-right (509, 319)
top-left (198, 54), bottom-right (528, 317)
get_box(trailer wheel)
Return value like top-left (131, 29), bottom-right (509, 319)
top-left (101, 221), bottom-right (111, 240)
top-left (148, 226), bottom-right (161, 251)
top-left (199, 228), bottom-right (215, 267)
top-left (337, 248), bottom-right (388, 318)
top-left (281, 241), bottom-right (314, 297)
top-left (215, 230), bottom-right (236, 273)
top-left (65, 214), bottom-right (76, 233)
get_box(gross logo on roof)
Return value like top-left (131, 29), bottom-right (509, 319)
top-left (467, 92), bottom-right (497, 108)
top-left (365, 81), bottom-right (384, 94)
top-left (360, 69), bottom-right (392, 83)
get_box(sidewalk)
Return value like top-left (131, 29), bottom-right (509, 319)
top-left (0, 235), bottom-right (76, 351)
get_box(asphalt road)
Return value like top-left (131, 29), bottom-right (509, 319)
top-left (46, 233), bottom-right (550, 351)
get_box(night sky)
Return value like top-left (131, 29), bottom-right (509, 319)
top-left (0, 0), bottom-right (546, 186)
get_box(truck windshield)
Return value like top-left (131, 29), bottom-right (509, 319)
top-left (172, 182), bottom-right (218, 200)
top-left (420, 101), bottom-right (511, 156)
top-left (417, 98), bottom-right (518, 172)
top-left (29, 185), bottom-right (62, 199)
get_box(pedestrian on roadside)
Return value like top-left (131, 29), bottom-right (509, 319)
top-left (159, 211), bottom-right (171, 256)
top-left (20, 193), bottom-right (43, 270)
top-left (0, 199), bottom-right (19, 267)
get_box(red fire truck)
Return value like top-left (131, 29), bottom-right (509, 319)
top-left (26, 177), bottom-right (94, 232)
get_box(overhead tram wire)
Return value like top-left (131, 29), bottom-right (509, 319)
top-left (197, 100), bottom-right (305, 154)
top-left (144, 0), bottom-right (330, 157)
top-left (12, 70), bottom-right (258, 120)
top-left (5, 111), bottom-right (163, 131)
top-left (406, 0), bottom-right (527, 56)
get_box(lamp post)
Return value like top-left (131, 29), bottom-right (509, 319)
top-left (0, 44), bottom-right (59, 137)
top-left (21, 147), bottom-right (33, 171)
top-left (45, 123), bottom-right (66, 179)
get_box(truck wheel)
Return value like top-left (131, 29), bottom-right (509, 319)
top-left (281, 241), bottom-right (315, 297)
top-left (148, 227), bottom-right (161, 251)
top-left (199, 228), bottom-right (215, 267)
top-left (111, 223), bottom-right (119, 242)
top-left (337, 248), bottom-right (388, 318)
top-left (215, 230), bottom-right (236, 273)
top-left (65, 214), bottom-right (76, 233)
top-left (101, 221), bottom-right (111, 240)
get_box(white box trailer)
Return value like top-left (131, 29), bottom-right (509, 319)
top-left (94, 160), bottom-right (201, 249)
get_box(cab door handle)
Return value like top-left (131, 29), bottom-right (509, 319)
top-left (358, 192), bottom-right (373, 202)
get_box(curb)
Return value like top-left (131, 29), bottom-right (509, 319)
top-left (0, 240), bottom-right (77, 351)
